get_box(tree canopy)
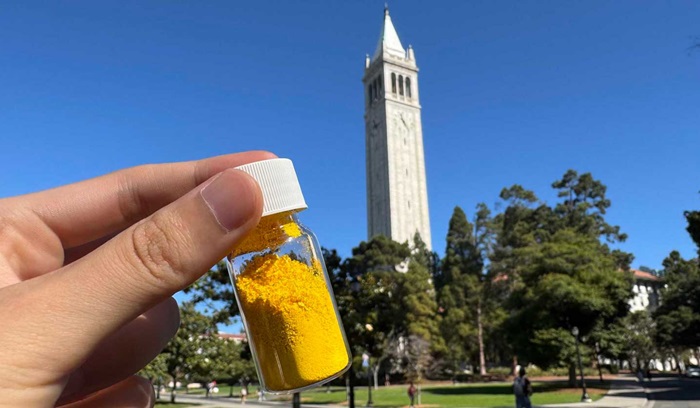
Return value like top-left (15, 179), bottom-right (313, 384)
top-left (491, 171), bottom-right (632, 380)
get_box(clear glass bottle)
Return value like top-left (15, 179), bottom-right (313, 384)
top-left (225, 159), bottom-right (351, 393)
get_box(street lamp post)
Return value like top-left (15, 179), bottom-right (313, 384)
top-left (365, 324), bottom-right (374, 407)
top-left (571, 327), bottom-right (592, 403)
top-left (367, 360), bottom-right (373, 407)
top-left (348, 365), bottom-right (355, 408)
top-left (348, 280), bottom-right (361, 408)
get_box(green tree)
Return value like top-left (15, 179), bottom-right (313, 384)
top-left (435, 205), bottom-right (504, 378)
top-left (652, 205), bottom-right (700, 364)
top-left (685, 208), bottom-right (700, 256)
top-left (489, 185), bottom-right (544, 373)
top-left (345, 236), bottom-right (411, 275)
top-left (401, 335), bottom-right (432, 382)
top-left (489, 185), bottom-right (545, 279)
top-left (471, 203), bottom-right (504, 376)
top-left (655, 305), bottom-right (697, 375)
top-left (492, 171), bottom-right (632, 385)
top-left (343, 236), bottom-right (411, 387)
top-left (161, 302), bottom-right (219, 403)
top-left (588, 319), bottom-right (627, 380)
top-left (324, 247), bottom-right (364, 386)
top-left (435, 207), bottom-right (481, 379)
top-left (392, 234), bottom-right (442, 380)
top-left (506, 229), bottom-right (631, 384)
top-left (410, 231), bottom-right (441, 280)
top-left (621, 311), bottom-right (657, 371)
top-left (403, 234), bottom-right (441, 344)
top-left (551, 170), bottom-right (626, 243)
top-left (654, 251), bottom-right (700, 352)
top-left (213, 339), bottom-right (257, 397)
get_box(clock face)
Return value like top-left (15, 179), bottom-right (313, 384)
top-left (394, 110), bottom-right (414, 140)
top-left (399, 111), bottom-right (414, 130)
top-left (369, 109), bottom-right (382, 138)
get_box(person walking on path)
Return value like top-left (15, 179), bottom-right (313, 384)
top-left (407, 381), bottom-right (417, 408)
top-left (240, 382), bottom-right (248, 404)
top-left (513, 367), bottom-right (533, 408)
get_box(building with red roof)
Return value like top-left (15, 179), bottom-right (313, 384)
top-left (218, 332), bottom-right (247, 343)
top-left (630, 269), bottom-right (662, 312)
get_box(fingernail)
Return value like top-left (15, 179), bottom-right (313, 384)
top-left (200, 170), bottom-right (261, 232)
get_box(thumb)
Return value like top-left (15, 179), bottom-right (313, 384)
top-left (22, 169), bottom-right (262, 366)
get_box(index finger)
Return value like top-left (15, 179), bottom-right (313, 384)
top-left (18, 151), bottom-right (276, 249)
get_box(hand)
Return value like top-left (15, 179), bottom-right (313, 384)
top-left (0, 151), bottom-right (274, 407)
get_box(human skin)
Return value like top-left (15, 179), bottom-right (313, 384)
top-left (0, 151), bottom-right (276, 407)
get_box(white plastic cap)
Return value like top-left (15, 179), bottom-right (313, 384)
top-left (234, 158), bottom-right (307, 217)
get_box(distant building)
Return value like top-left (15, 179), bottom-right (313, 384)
top-left (629, 269), bottom-right (662, 312)
top-left (364, 6), bottom-right (432, 250)
top-left (624, 270), bottom-right (699, 372)
top-left (218, 332), bottom-right (247, 343)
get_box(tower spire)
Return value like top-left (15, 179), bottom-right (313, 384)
top-left (372, 4), bottom-right (405, 62)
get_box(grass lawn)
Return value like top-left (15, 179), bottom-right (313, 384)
top-left (179, 384), bottom-right (248, 397)
top-left (156, 385), bottom-right (253, 406)
top-left (299, 382), bottom-right (608, 408)
top-left (160, 384), bottom-right (255, 397)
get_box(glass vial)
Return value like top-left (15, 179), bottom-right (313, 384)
top-left (225, 158), bottom-right (351, 393)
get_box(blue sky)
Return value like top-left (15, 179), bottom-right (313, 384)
top-left (2, 1), bottom-right (699, 276)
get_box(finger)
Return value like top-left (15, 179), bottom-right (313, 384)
top-left (29, 168), bottom-right (262, 369)
top-left (63, 231), bottom-right (120, 265)
top-left (58, 298), bottom-right (179, 405)
top-left (59, 375), bottom-right (154, 408)
top-left (21, 150), bottom-right (275, 249)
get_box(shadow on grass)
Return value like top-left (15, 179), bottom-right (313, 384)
top-left (427, 385), bottom-right (513, 396)
top-left (304, 389), bottom-right (348, 394)
top-left (427, 381), bottom-right (607, 396)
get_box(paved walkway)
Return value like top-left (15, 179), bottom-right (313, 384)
top-left (645, 376), bottom-right (700, 408)
top-left (537, 376), bottom-right (649, 408)
top-left (165, 376), bottom-right (651, 408)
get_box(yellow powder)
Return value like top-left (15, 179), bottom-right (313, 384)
top-left (232, 213), bottom-right (302, 257)
top-left (236, 253), bottom-right (349, 391)
top-left (281, 220), bottom-right (302, 238)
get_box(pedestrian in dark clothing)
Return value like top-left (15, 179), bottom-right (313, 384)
top-left (513, 367), bottom-right (532, 408)
top-left (407, 381), bottom-right (417, 408)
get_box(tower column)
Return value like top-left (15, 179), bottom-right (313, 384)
top-left (363, 7), bottom-right (432, 250)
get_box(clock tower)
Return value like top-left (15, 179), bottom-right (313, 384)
top-left (363, 6), bottom-right (432, 250)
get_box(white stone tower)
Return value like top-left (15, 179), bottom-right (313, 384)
top-left (363, 6), bottom-right (432, 250)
